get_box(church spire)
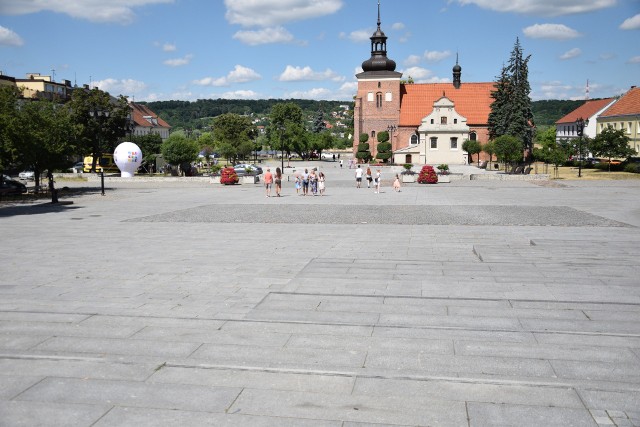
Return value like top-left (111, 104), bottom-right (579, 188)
top-left (360, 0), bottom-right (398, 74)
top-left (452, 52), bottom-right (462, 89)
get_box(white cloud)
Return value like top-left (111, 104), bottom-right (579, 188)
top-left (94, 78), bottom-right (148, 97)
top-left (193, 65), bottom-right (261, 87)
top-left (284, 87), bottom-right (335, 100)
top-left (0, 25), bottom-right (23, 46)
top-left (559, 47), bottom-right (581, 60)
top-left (391, 22), bottom-right (405, 30)
top-left (162, 43), bottom-right (176, 52)
top-left (454, 0), bottom-right (616, 17)
top-left (219, 90), bottom-right (260, 99)
top-left (424, 50), bottom-right (452, 62)
top-left (404, 55), bottom-right (422, 66)
top-left (163, 54), bottom-right (193, 67)
top-left (339, 29), bottom-right (372, 43)
top-left (224, 0), bottom-right (343, 27)
top-left (0, 0), bottom-right (174, 24)
top-left (402, 67), bottom-right (433, 80)
top-left (523, 23), bottom-right (581, 40)
top-left (233, 27), bottom-right (296, 45)
top-left (628, 56), bottom-right (640, 64)
top-left (620, 14), bottom-right (640, 30)
top-left (278, 65), bottom-right (344, 82)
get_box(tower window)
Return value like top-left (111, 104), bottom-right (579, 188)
top-left (378, 82), bottom-right (381, 88)
top-left (376, 92), bottom-right (383, 108)
top-left (367, 92), bottom-right (373, 102)
top-left (385, 92), bottom-right (392, 102)
top-left (371, 130), bottom-right (376, 138)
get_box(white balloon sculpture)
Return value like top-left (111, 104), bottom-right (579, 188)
top-left (113, 142), bottom-right (142, 178)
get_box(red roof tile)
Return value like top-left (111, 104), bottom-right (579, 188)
top-left (555, 98), bottom-right (616, 124)
top-left (130, 102), bottom-right (171, 128)
top-left (399, 82), bottom-right (495, 127)
top-left (600, 87), bottom-right (640, 118)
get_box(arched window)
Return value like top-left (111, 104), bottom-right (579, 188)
top-left (469, 132), bottom-right (477, 141)
top-left (371, 130), bottom-right (376, 138)
top-left (376, 92), bottom-right (383, 108)
top-left (410, 134), bottom-right (418, 145)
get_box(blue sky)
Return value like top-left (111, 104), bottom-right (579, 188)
top-left (1, 0), bottom-right (638, 102)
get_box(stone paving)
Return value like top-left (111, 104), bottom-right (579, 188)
top-left (1, 162), bottom-right (640, 426)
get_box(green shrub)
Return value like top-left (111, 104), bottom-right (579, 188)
top-left (624, 163), bottom-right (640, 173)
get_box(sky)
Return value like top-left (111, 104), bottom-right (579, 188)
top-left (0, 0), bottom-right (638, 103)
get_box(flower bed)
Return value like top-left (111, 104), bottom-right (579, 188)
top-left (219, 167), bottom-right (239, 185)
top-left (417, 165), bottom-right (438, 184)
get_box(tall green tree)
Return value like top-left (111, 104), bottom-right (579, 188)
top-left (376, 131), bottom-right (392, 163)
top-left (488, 38), bottom-right (534, 155)
top-left (462, 139), bottom-right (482, 165)
top-left (589, 127), bottom-right (636, 171)
top-left (312, 110), bottom-right (326, 134)
top-left (493, 135), bottom-right (523, 171)
top-left (160, 134), bottom-right (199, 175)
top-left (269, 103), bottom-right (306, 158)
top-left (0, 86), bottom-right (21, 176)
top-left (211, 113), bottom-right (256, 164)
top-left (356, 133), bottom-right (372, 162)
top-left (68, 88), bottom-right (131, 172)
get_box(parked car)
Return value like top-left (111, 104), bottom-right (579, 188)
top-left (68, 162), bottom-right (84, 173)
top-left (1, 176), bottom-right (27, 196)
top-left (233, 164), bottom-right (263, 175)
top-left (18, 170), bottom-right (35, 180)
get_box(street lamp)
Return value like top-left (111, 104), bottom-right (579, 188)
top-left (89, 108), bottom-right (110, 195)
top-left (575, 117), bottom-right (587, 178)
top-left (387, 125), bottom-right (397, 164)
top-left (279, 125), bottom-right (285, 172)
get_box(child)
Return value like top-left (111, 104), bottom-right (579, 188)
top-left (393, 174), bottom-right (401, 192)
top-left (295, 175), bottom-right (301, 195)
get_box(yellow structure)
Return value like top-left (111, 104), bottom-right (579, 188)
top-left (597, 86), bottom-right (640, 154)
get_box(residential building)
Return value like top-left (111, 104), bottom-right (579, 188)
top-left (15, 73), bottom-right (72, 101)
top-left (555, 98), bottom-right (617, 144)
top-left (597, 86), bottom-right (640, 154)
top-left (353, 3), bottom-right (494, 165)
top-left (129, 102), bottom-right (171, 141)
top-left (0, 73), bottom-right (16, 88)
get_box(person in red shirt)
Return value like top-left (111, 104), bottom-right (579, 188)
top-left (264, 168), bottom-right (273, 197)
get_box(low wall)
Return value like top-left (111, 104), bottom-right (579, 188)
top-left (470, 173), bottom-right (550, 181)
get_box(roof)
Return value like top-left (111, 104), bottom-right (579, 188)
top-left (600, 86), bottom-right (640, 118)
top-left (555, 98), bottom-right (616, 124)
top-left (130, 102), bottom-right (171, 128)
top-left (399, 82), bottom-right (494, 127)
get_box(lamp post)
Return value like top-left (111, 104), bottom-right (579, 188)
top-left (576, 117), bottom-right (585, 178)
top-left (89, 108), bottom-right (110, 195)
top-left (279, 125), bottom-right (285, 172)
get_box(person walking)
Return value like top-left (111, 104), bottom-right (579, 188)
top-left (264, 168), bottom-right (273, 197)
top-left (365, 167), bottom-right (373, 188)
top-left (318, 172), bottom-right (326, 196)
top-left (339, 159), bottom-right (343, 169)
top-left (393, 174), bottom-right (401, 192)
top-left (295, 175), bottom-right (301, 195)
top-left (274, 167), bottom-right (282, 197)
top-left (301, 169), bottom-right (309, 196)
top-left (309, 169), bottom-right (318, 195)
top-left (374, 169), bottom-right (381, 193)
top-left (355, 165), bottom-right (363, 188)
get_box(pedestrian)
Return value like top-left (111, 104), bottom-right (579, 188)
top-left (295, 175), bottom-right (301, 195)
top-left (374, 169), bottom-right (381, 193)
top-left (275, 167), bottom-right (282, 197)
top-left (355, 164), bottom-right (363, 188)
top-left (318, 172), bottom-right (326, 196)
top-left (339, 159), bottom-right (343, 168)
top-left (302, 168), bottom-right (309, 196)
top-left (393, 174), bottom-right (401, 192)
top-left (332, 154), bottom-right (336, 162)
top-left (365, 167), bottom-right (372, 188)
top-left (264, 168), bottom-right (273, 197)
top-left (309, 169), bottom-right (318, 195)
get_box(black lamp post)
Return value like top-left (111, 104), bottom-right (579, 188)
top-left (387, 125), bottom-right (397, 164)
top-left (279, 125), bottom-right (285, 172)
top-left (89, 108), bottom-right (110, 195)
top-left (576, 117), bottom-right (586, 178)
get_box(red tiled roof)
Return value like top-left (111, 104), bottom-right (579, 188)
top-left (399, 82), bottom-right (495, 127)
top-left (130, 102), bottom-right (171, 128)
top-left (555, 98), bottom-right (616, 124)
top-left (600, 86), bottom-right (640, 118)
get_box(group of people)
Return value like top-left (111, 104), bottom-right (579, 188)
top-left (262, 167), bottom-right (326, 197)
top-left (354, 165), bottom-right (401, 193)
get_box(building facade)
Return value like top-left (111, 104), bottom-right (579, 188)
top-left (129, 102), bottom-right (171, 141)
top-left (353, 4), bottom-right (494, 165)
top-left (597, 86), bottom-right (640, 154)
top-left (555, 98), bottom-right (616, 144)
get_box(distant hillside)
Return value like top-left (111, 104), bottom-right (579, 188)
top-left (142, 98), bottom-right (585, 130)
top-left (532, 99), bottom-right (586, 127)
top-left (141, 99), bottom-right (349, 130)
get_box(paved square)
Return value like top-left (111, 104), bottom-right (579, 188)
top-left (1, 164), bottom-right (640, 426)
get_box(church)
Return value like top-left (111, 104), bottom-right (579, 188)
top-left (353, 3), bottom-right (495, 165)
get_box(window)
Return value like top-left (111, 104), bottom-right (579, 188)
top-left (441, 117), bottom-right (447, 125)
top-left (454, 118), bottom-right (458, 124)
top-left (367, 92), bottom-right (373, 102)
top-left (430, 119), bottom-right (434, 124)
top-left (378, 82), bottom-right (381, 88)
top-left (469, 132), bottom-right (477, 141)
top-left (385, 92), bottom-right (392, 102)
top-left (430, 137), bottom-right (438, 149)
top-left (450, 137), bottom-right (458, 150)
top-left (410, 134), bottom-right (418, 145)
top-left (376, 92), bottom-right (383, 108)
top-left (371, 130), bottom-right (376, 138)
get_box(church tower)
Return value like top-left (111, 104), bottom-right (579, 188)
top-left (353, 0), bottom-right (402, 158)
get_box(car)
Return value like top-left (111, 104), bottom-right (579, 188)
top-left (0, 176), bottom-right (27, 196)
top-left (233, 163), bottom-right (263, 175)
top-left (68, 162), bottom-right (84, 173)
top-left (18, 170), bottom-right (35, 180)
